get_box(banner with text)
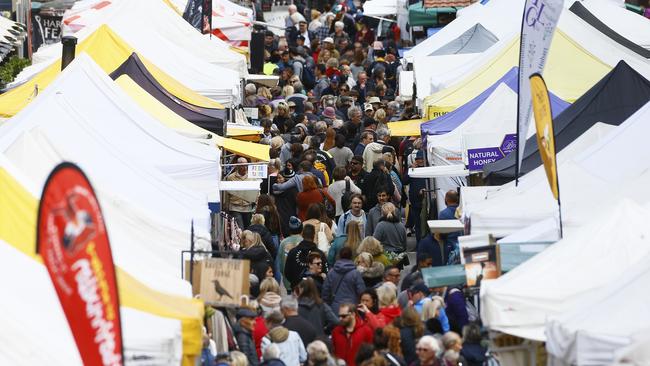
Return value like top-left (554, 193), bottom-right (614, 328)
top-left (467, 134), bottom-right (517, 171)
top-left (516, 0), bottom-right (562, 175)
top-left (37, 163), bottom-right (123, 366)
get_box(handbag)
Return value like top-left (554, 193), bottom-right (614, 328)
top-left (317, 223), bottom-right (331, 253)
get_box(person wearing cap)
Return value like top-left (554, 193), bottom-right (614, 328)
top-left (296, 20), bottom-right (313, 48)
top-left (321, 36), bottom-right (340, 60)
top-left (234, 307), bottom-right (259, 366)
top-left (278, 216), bottom-right (303, 289)
top-left (321, 74), bottom-right (340, 97)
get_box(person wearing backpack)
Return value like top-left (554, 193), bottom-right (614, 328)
top-left (336, 193), bottom-right (366, 237)
top-left (322, 247), bottom-right (366, 314)
top-left (328, 167), bottom-right (361, 220)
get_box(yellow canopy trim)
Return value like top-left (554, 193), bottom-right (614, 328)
top-left (116, 75), bottom-right (270, 161)
top-left (387, 118), bottom-right (426, 137)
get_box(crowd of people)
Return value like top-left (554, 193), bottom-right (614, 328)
top-left (201, 0), bottom-right (490, 365)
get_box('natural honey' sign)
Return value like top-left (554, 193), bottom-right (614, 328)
top-left (192, 258), bottom-right (250, 306)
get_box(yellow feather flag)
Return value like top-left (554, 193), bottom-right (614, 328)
top-left (530, 74), bottom-right (559, 200)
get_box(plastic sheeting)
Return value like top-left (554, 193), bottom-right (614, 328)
top-left (0, 54), bottom-right (216, 296)
top-left (483, 61), bottom-right (650, 185)
top-left (63, 0), bottom-right (249, 76)
top-left (546, 253), bottom-right (650, 366)
top-left (481, 200), bottom-right (650, 341)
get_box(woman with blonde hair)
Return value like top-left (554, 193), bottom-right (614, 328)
top-left (327, 220), bottom-right (362, 266)
top-left (421, 296), bottom-right (451, 334)
top-left (355, 252), bottom-right (385, 288)
top-left (229, 351), bottom-right (249, 366)
top-left (356, 236), bottom-right (391, 266)
top-left (240, 230), bottom-right (272, 293)
top-left (373, 202), bottom-right (407, 253)
top-left (374, 108), bottom-right (387, 129)
top-left (359, 282), bottom-right (402, 329)
top-left (257, 86), bottom-right (272, 102)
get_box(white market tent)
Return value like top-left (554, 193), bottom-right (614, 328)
top-left (612, 331), bottom-right (650, 366)
top-left (63, 0), bottom-right (249, 76)
top-left (13, 1), bottom-right (242, 106)
top-left (462, 122), bottom-right (616, 237)
top-left (426, 84), bottom-right (534, 169)
top-left (578, 0), bottom-right (650, 50)
top-left (0, 240), bottom-right (183, 366)
top-left (0, 54), bottom-right (216, 296)
top-left (480, 199), bottom-right (650, 341)
top-left (363, 0), bottom-right (400, 16)
top-left (545, 252), bottom-right (650, 366)
top-left (479, 101), bottom-right (650, 340)
top-left (429, 23), bottom-right (498, 56)
top-left (409, 0), bottom-right (650, 101)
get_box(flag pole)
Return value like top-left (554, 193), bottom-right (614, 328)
top-left (553, 135), bottom-right (563, 239)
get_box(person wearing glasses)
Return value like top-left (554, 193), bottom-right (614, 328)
top-left (414, 336), bottom-right (442, 366)
top-left (303, 252), bottom-right (327, 293)
top-left (331, 302), bottom-right (373, 366)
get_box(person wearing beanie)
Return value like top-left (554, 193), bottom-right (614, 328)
top-left (261, 311), bottom-right (307, 366)
top-left (254, 278), bottom-right (284, 358)
top-left (278, 216), bottom-right (304, 289)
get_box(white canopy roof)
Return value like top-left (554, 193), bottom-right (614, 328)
top-left (464, 121), bottom-right (618, 237)
top-left (15, 2), bottom-right (241, 106)
top-left (0, 240), bottom-right (183, 365)
top-left (63, 0), bottom-right (248, 77)
top-left (409, 0), bottom-right (650, 101)
top-left (363, 0), bottom-right (399, 16)
top-left (481, 199), bottom-right (650, 341)
top-left (0, 54), bottom-right (216, 296)
top-left (579, 0), bottom-right (650, 50)
top-left (545, 251), bottom-right (650, 365)
top-left (613, 331), bottom-right (650, 366)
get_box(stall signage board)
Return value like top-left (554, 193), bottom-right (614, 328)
top-left (467, 134), bottom-right (516, 171)
top-left (248, 164), bottom-right (268, 179)
top-left (190, 258), bottom-right (250, 307)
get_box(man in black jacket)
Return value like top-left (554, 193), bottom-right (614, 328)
top-left (281, 296), bottom-right (317, 347)
top-left (284, 224), bottom-right (329, 288)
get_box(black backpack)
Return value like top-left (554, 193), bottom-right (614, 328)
top-left (301, 64), bottom-right (316, 90)
top-left (340, 179), bottom-right (353, 212)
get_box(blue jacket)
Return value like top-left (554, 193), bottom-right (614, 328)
top-left (322, 259), bottom-right (365, 314)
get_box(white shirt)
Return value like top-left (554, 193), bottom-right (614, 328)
top-left (327, 179), bottom-right (362, 217)
top-left (261, 330), bottom-right (307, 366)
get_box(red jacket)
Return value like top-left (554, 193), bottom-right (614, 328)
top-left (332, 316), bottom-right (374, 366)
top-left (365, 305), bottom-right (402, 329)
top-left (253, 316), bottom-right (268, 358)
